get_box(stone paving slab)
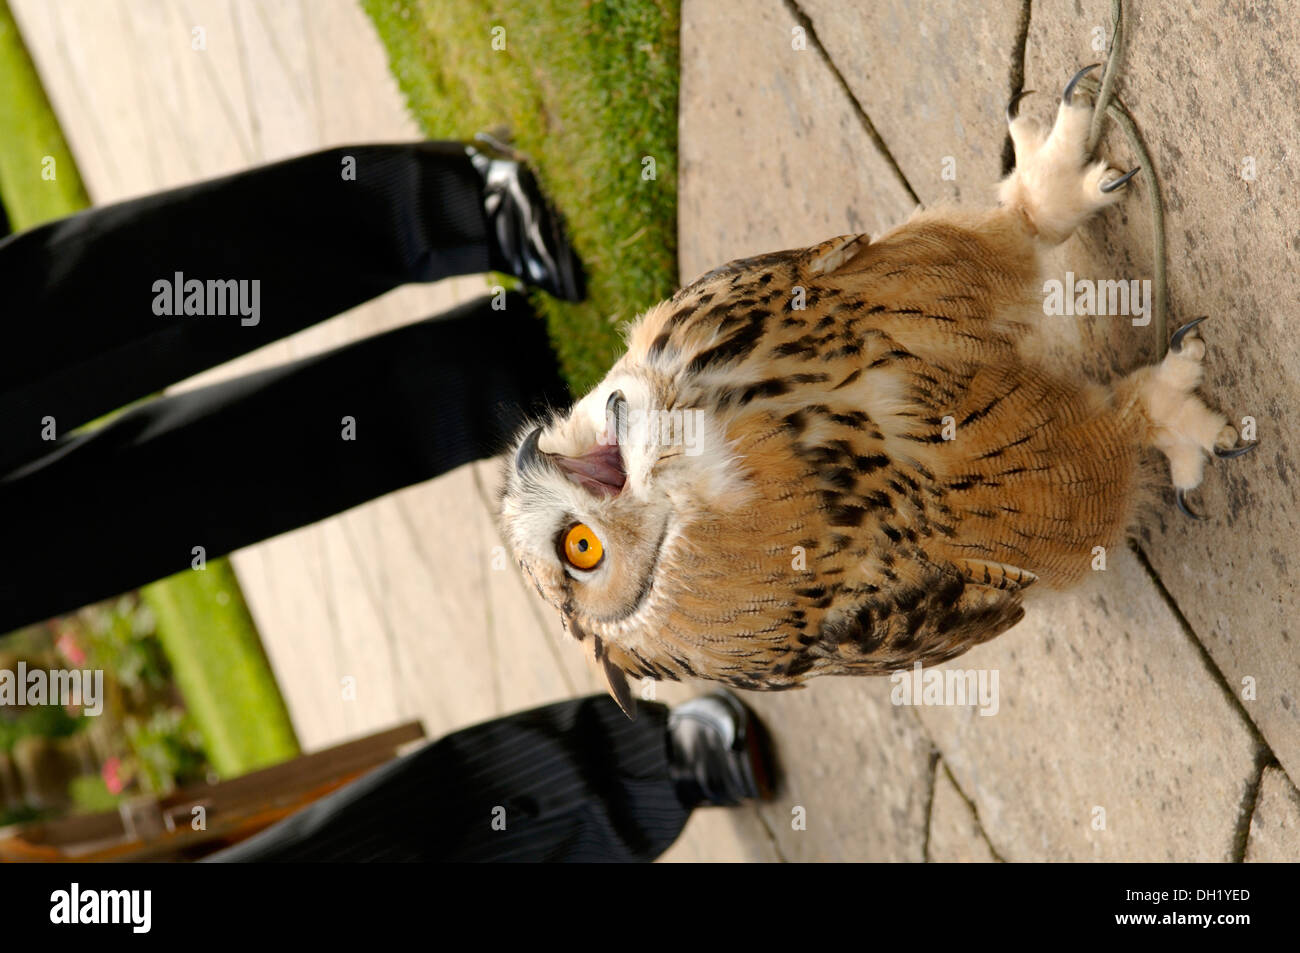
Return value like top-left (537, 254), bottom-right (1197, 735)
top-left (797, 0), bottom-right (1026, 207)
top-left (1244, 766), bottom-right (1300, 862)
top-left (677, 0), bottom-right (918, 282)
top-left (655, 677), bottom-right (937, 861)
top-left (1022, 0), bottom-right (1300, 797)
top-left (927, 761), bottom-right (1000, 862)
top-left (752, 680), bottom-right (937, 862)
top-left (916, 550), bottom-right (1261, 861)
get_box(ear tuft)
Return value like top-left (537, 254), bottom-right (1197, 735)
top-left (584, 635), bottom-right (637, 719)
top-left (805, 234), bottom-right (871, 275)
top-left (602, 655), bottom-right (637, 720)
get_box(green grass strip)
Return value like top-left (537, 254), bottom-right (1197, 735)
top-left (0, 0), bottom-right (89, 228)
top-left (362, 0), bottom-right (682, 394)
top-left (141, 563), bottom-right (298, 777)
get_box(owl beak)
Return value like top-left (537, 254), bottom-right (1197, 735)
top-left (552, 442), bottom-right (626, 498)
top-left (514, 423), bottom-right (626, 498)
top-left (515, 426), bottom-right (547, 476)
top-left (551, 391), bottom-right (628, 497)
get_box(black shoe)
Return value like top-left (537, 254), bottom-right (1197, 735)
top-left (667, 691), bottom-right (775, 807)
top-left (467, 135), bottom-right (587, 302)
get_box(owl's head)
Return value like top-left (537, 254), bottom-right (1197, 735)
top-left (499, 360), bottom-right (750, 712)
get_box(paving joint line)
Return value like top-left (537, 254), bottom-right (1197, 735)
top-left (1002, 0), bottom-right (1033, 176)
top-left (1231, 751), bottom-right (1277, 862)
top-left (781, 0), bottom-right (921, 207)
top-left (921, 745), bottom-right (941, 861)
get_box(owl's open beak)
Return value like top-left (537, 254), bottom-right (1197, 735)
top-left (551, 442), bottom-right (626, 498)
top-left (514, 395), bottom-right (627, 499)
top-left (551, 390), bottom-right (629, 497)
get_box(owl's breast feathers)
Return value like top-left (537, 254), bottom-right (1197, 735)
top-left (600, 220), bottom-right (1133, 690)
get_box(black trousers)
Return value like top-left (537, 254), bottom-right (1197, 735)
top-left (0, 143), bottom-right (569, 634)
top-left (0, 145), bottom-right (700, 864)
top-left (205, 696), bottom-right (691, 862)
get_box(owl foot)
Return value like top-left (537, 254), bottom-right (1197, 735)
top-left (1138, 317), bottom-right (1258, 519)
top-left (999, 65), bottom-right (1135, 244)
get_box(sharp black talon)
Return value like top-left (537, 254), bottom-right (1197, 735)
top-left (1176, 488), bottom-right (1207, 521)
top-left (1006, 89), bottom-right (1035, 122)
top-left (1100, 167), bottom-right (1141, 193)
top-left (1170, 315), bottom-right (1209, 353)
top-left (1215, 442), bottom-right (1258, 460)
top-left (1063, 64), bottom-right (1101, 105)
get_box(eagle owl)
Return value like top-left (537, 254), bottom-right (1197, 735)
top-left (500, 68), bottom-right (1254, 713)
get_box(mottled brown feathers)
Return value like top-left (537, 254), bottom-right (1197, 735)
top-left (501, 98), bottom-right (1240, 696)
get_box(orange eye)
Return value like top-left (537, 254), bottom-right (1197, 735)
top-left (563, 523), bottom-right (604, 570)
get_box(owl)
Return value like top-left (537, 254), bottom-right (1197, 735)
top-left (500, 67), bottom-right (1254, 714)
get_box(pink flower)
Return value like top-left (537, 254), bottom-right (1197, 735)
top-left (102, 757), bottom-right (124, 795)
top-left (56, 630), bottom-right (87, 667)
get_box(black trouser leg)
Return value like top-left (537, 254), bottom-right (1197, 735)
top-left (0, 293), bottom-right (567, 635)
top-left (0, 142), bottom-right (491, 474)
top-left (203, 696), bottom-right (692, 862)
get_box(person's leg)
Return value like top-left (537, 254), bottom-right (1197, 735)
top-left (0, 141), bottom-right (574, 473)
top-left (204, 696), bottom-right (690, 863)
top-left (0, 292), bottom-right (567, 635)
